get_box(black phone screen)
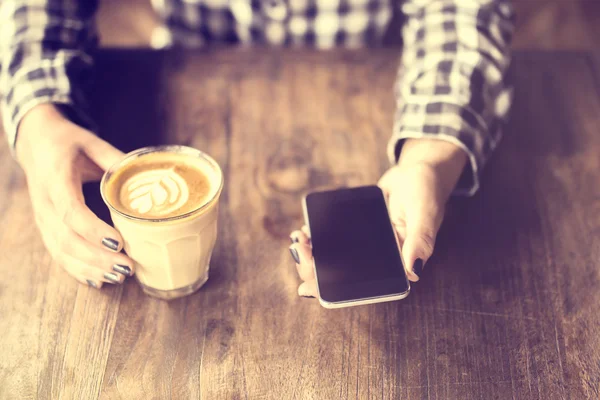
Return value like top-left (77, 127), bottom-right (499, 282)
top-left (305, 186), bottom-right (409, 303)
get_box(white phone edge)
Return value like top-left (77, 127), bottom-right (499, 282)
top-left (302, 188), bottom-right (410, 310)
top-left (318, 291), bottom-right (410, 309)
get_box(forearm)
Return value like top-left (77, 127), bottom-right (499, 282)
top-left (0, 0), bottom-right (99, 152)
top-left (389, 0), bottom-right (515, 195)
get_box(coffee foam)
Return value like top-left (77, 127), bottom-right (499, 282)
top-left (105, 151), bottom-right (215, 220)
top-left (123, 167), bottom-right (190, 217)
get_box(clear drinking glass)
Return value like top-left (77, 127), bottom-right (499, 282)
top-left (100, 145), bottom-right (224, 300)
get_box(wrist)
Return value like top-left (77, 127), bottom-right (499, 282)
top-left (398, 138), bottom-right (468, 197)
top-left (16, 103), bottom-right (68, 161)
top-left (399, 138), bottom-right (466, 169)
top-left (18, 103), bottom-right (65, 133)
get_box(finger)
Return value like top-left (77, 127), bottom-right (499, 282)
top-left (34, 178), bottom-right (134, 278)
top-left (385, 186), bottom-right (409, 270)
top-left (377, 166), bottom-right (398, 195)
top-left (394, 230), bottom-right (408, 281)
top-left (389, 208), bottom-right (406, 230)
top-left (61, 259), bottom-right (105, 289)
top-left (393, 219), bottom-right (407, 244)
top-left (298, 279), bottom-right (318, 298)
top-left (402, 206), bottom-right (443, 282)
top-left (290, 229), bottom-right (310, 246)
top-left (301, 225), bottom-right (311, 240)
top-left (50, 212), bottom-right (134, 276)
top-left (78, 276), bottom-right (104, 289)
top-left (82, 133), bottom-right (125, 171)
top-left (63, 255), bottom-right (126, 286)
top-left (289, 243), bottom-right (315, 282)
top-left (68, 257), bottom-right (127, 285)
top-left (52, 178), bottom-right (126, 254)
top-left (386, 184), bottom-right (407, 230)
top-left (31, 194), bottom-right (59, 255)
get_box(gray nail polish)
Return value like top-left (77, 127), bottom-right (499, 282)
top-left (102, 238), bottom-right (119, 251)
top-left (413, 258), bottom-right (424, 277)
top-left (289, 247), bottom-right (300, 264)
top-left (87, 279), bottom-right (98, 288)
top-left (113, 264), bottom-right (132, 276)
top-left (104, 272), bottom-right (121, 284)
top-left (301, 295), bottom-right (315, 299)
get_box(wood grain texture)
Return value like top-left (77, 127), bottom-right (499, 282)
top-left (0, 49), bottom-right (599, 399)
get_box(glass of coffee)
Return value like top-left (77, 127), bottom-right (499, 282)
top-left (100, 145), bottom-right (223, 300)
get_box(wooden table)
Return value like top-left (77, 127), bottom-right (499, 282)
top-left (1, 49), bottom-right (599, 399)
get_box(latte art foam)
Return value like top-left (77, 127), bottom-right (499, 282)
top-left (123, 168), bottom-right (190, 216)
top-left (104, 151), bottom-right (214, 220)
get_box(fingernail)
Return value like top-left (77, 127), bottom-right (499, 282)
top-left (413, 258), bottom-right (424, 277)
top-left (104, 272), bottom-right (121, 284)
top-left (290, 236), bottom-right (300, 244)
top-left (102, 238), bottom-right (119, 251)
top-left (112, 264), bottom-right (132, 276)
top-left (87, 279), bottom-right (98, 288)
top-left (289, 247), bottom-right (300, 264)
top-left (301, 295), bottom-right (315, 299)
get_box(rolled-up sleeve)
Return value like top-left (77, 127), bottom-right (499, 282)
top-left (0, 0), bottom-right (99, 151)
top-left (389, 0), bottom-right (515, 195)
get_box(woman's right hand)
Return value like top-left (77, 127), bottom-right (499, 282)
top-left (16, 104), bottom-right (134, 289)
top-left (289, 138), bottom-right (467, 298)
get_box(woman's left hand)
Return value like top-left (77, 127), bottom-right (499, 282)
top-left (289, 138), bottom-right (467, 298)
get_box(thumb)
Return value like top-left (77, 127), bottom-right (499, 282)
top-left (83, 134), bottom-right (125, 172)
top-left (402, 206), bottom-right (443, 282)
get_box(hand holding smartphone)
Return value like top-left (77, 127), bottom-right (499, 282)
top-left (303, 185), bottom-right (410, 309)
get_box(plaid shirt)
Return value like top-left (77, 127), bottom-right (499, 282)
top-left (0, 0), bottom-right (514, 195)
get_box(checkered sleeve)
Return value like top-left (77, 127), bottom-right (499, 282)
top-left (388, 0), bottom-right (515, 196)
top-left (0, 0), bottom-right (99, 152)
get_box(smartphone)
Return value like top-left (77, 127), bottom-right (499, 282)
top-left (303, 185), bottom-right (410, 309)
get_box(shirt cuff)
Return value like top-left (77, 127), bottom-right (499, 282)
top-left (387, 102), bottom-right (499, 197)
top-left (1, 71), bottom-right (95, 155)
